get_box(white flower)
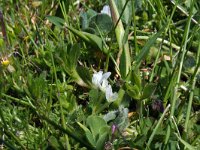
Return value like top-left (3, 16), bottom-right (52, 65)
top-left (92, 71), bottom-right (111, 89)
top-left (101, 5), bottom-right (111, 17)
top-left (92, 71), bottom-right (118, 102)
top-left (105, 85), bottom-right (118, 102)
top-left (100, 79), bottom-right (109, 92)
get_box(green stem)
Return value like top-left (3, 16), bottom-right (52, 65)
top-left (1, 93), bottom-right (36, 109)
top-left (59, 1), bottom-right (73, 44)
top-left (112, 88), bottom-right (125, 108)
top-left (132, 0), bottom-right (139, 55)
top-left (4, 130), bottom-right (27, 150)
top-left (146, 104), bottom-right (171, 148)
top-left (170, 1), bottom-right (194, 118)
top-left (96, 102), bottom-right (110, 114)
top-left (109, 0), bottom-right (131, 78)
top-left (93, 92), bottom-right (105, 114)
top-left (37, 113), bottom-right (95, 150)
top-left (184, 40), bottom-right (200, 132)
top-left (0, 108), bottom-right (26, 149)
top-left (50, 53), bottom-right (70, 149)
top-left (129, 36), bottom-right (180, 50)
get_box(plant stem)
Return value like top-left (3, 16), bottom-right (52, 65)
top-left (146, 104), bottom-right (171, 148)
top-left (129, 36), bottom-right (180, 50)
top-left (170, 0), bottom-right (194, 118)
top-left (109, 0), bottom-right (131, 78)
top-left (184, 40), bottom-right (200, 132)
top-left (51, 53), bottom-right (70, 149)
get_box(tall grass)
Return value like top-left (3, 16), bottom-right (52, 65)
top-left (0, 0), bottom-right (199, 149)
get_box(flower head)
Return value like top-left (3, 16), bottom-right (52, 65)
top-left (105, 85), bottom-right (118, 102)
top-left (92, 71), bottom-right (111, 89)
top-left (101, 5), bottom-right (111, 17)
top-left (92, 71), bottom-right (118, 102)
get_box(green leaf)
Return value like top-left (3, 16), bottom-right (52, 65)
top-left (135, 27), bottom-right (165, 67)
top-left (89, 89), bottom-right (101, 108)
top-left (27, 73), bottom-right (47, 99)
top-left (96, 132), bottom-right (109, 150)
top-left (141, 83), bottom-right (156, 99)
top-left (175, 133), bottom-right (196, 150)
top-left (77, 66), bottom-right (92, 86)
top-left (47, 15), bottom-right (108, 54)
top-left (80, 12), bottom-right (89, 30)
top-left (132, 71), bottom-right (142, 90)
top-left (125, 82), bottom-right (141, 100)
top-left (59, 91), bottom-right (77, 113)
top-left (114, 0), bottom-right (132, 24)
top-left (89, 14), bottom-right (113, 34)
top-left (134, 135), bottom-right (147, 148)
top-left (66, 25), bottom-right (108, 54)
top-left (87, 9), bottom-right (98, 20)
top-left (77, 122), bottom-right (96, 147)
top-left (114, 107), bottom-right (129, 131)
top-left (80, 9), bottom-right (97, 30)
top-left (82, 31), bottom-right (108, 54)
top-left (86, 115), bottom-right (108, 139)
top-left (48, 136), bottom-right (62, 150)
top-left (109, 0), bottom-right (131, 78)
top-left (103, 110), bottom-right (117, 122)
top-left (46, 16), bottom-right (65, 28)
top-left (67, 44), bottom-right (80, 70)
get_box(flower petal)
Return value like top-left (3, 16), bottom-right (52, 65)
top-left (92, 71), bottom-right (103, 87)
top-left (109, 92), bottom-right (118, 102)
top-left (101, 5), bottom-right (111, 17)
top-left (105, 85), bottom-right (118, 102)
top-left (100, 79), bottom-right (109, 92)
top-left (100, 72), bottom-right (111, 83)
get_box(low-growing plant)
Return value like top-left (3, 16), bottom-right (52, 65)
top-left (0, 0), bottom-right (199, 149)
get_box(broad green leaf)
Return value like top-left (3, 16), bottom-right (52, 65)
top-left (125, 82), bottom-right (141, 100)
top-left (76, 66), bottom-right (92, 87)
top-left (87, 9), bottom-right (98, 20)
top-left (82, 31), bottom-right (108, 54)
top-left (103, 110), bottom-right (117, 122)
top-left (80, 9), bottom-right (97, 30)
top-left (99, 126), bottom-right (110, 135)
top-left (47, 16), bottom-right (108, 54)
top-left (66, 26), bottom-right (108, 54)
top-left (77, 122), bottom-right (96, 147)
top-left (67, 44), bottom-right (80, 69)
top-left (114, 107), bottom-right (129, 131)
top-left (80, 12), bottom-right (88, 30)
top-left (46, 16), bottom-right (65, 28)
top-left (96, 132), bottom-right (109, 150)
top-left (86, 115), bottom-right (108, 139)
top-left (48, 136), bottom-right (62, 149)
top-left (97, 126), bottom-right (110, 150)
top-left (114, 0), bottom-right (132, 24)
top-left (141, 83), bottom-right (156, 99)
top-left (89, 14), bottom-right (113, 34)
top-left (132, 71), bottom-right (142, 90)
